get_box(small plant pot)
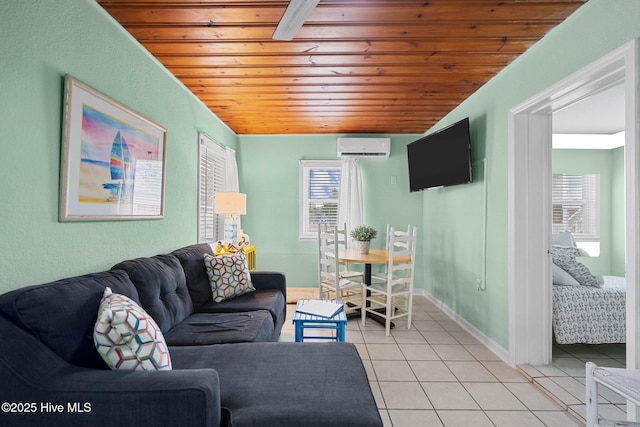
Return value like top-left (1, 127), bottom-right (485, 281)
top-left (357, 241), bottom-right (370, 254)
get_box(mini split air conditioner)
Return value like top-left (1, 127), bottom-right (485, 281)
top-left (337, 138), bottom-right (391, 157)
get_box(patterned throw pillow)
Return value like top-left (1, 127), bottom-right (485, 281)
top-left (204, 250), bottom-right (255, 303)
top-left (550, 245), bottom-right (600, 287)
top-left (94, 287), bottom-right (172, 370)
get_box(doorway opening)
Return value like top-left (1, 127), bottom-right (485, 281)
top-left (507, 39), bottom-right (639, 370)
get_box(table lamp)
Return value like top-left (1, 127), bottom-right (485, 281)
top-left (214, 192), bottom-right (246, 244)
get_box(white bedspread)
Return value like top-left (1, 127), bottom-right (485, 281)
top-left (552, 276), bottom-right (626, 344)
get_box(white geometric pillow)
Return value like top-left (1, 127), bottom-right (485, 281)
top-left (204, 250), bottom-right (255, 303)
top-left (94, 287), bottom-right (172, 370)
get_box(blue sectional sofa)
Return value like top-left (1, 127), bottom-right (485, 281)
top-left (0, 243), bottom-right (382, 427)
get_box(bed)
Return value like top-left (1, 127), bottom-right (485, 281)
top-left (552, 276), bottom-right (626, 344)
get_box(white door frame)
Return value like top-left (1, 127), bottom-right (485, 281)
top-left (508, 39), bottom-right (639, 368)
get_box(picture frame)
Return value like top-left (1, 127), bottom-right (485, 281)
top-left (59, 75), bottom-right (167, 221)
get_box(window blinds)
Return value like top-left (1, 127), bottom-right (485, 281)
top-left (552, 174), bottom-right (600, 240)
top-left (300, 160), bottom-right (341, 239)
top-left (198, 134), bottom-right (226, 243)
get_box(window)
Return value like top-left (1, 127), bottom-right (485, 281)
top-left (198, 134), bottom-right (226, 243)
top-left (552, 173), bottom-right (600, 253)
top-left (300, 160), bottom-right (341, 240)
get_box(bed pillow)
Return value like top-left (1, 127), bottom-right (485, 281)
top-left (204, 250), bottom-right (255, 303)
top-left (551, 231), bottom-right (577, 248)
top-left (551, 245), bottom-right (600, 287)
top-left (552, 263), bottom-right (580, 286)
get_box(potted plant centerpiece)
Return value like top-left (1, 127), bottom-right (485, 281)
top-left (350, 225), bottom-right (377, 254)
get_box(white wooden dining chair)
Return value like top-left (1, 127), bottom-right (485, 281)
top-left (318, 225), bottom-right (363, 314)
top-left (336, 223), bottom-right (365, 281)
top-left (362, 225), bottom-right (417, 335)
top-left (371, 224), bottom-right (411, 283)
top-left (586, 361), bottom-right (640, 427)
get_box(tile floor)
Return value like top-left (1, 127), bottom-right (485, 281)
top-left (520, 342), bottom-right (626, 424)
top-left (280, 295), bottom-right (583, 427)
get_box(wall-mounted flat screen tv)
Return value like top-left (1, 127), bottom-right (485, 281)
top-left (407, 117), bottom-right (472, 192)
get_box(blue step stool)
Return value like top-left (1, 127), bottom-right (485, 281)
top-left (293, 299), bottom-right (347, 342)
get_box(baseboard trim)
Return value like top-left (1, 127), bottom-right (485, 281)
top-left (414, 289), bottom-right (512, 366)
top-left (286, 287), bottom-right (318, 304)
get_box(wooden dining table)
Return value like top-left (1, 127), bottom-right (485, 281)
top-left (338, 248), bottom-right (411, 285)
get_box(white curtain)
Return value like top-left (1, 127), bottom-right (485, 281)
top-left (225, 147), bottom-right (239, 192)
top-left (338, 157), bottom-right (363, 238)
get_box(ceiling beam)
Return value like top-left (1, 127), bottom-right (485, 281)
top-left (272, 0), bottom-right (321, 41)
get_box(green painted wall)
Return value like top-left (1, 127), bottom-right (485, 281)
top-left (237, 134), bottom-right (424, 286)
top-left (0, 0), bottom-right (236, 294)
top-left (422, 0), bottom-right (640, 349)
top-left (611, 146), bottom-right (626, 276)
top-left (552, 148), bottom-right (624, 276)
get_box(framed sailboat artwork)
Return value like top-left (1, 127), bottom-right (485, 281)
top-left (59, 76), bottom-right (167, 221)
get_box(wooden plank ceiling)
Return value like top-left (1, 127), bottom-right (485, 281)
top-left (97, 0), bottom-right (586, 134)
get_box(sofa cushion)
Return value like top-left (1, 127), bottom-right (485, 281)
top-left (197, 290), bottom-right (285, 327)
top-left (164, 311), bottom-right (274, 345)
top-left (112, 254), bottom-right (194, 333)
top-left (0, 270), bottom-right (139, 369)
top-left (172, 243), bottom-right (216, 310)
top-left (204, 251), bottom-right (255, 302)
top-left (94, 287), bottom-right (172, 370)
top-left (170, 342), bottom-right (383, 427)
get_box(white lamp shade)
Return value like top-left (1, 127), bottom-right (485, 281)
top-left (214, 192), bottom-right (246, 215)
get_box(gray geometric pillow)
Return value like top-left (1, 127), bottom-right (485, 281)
top-left (203, 251), bottom-right (255, 303)
top-left (550, 245), bottom-right (600, 287)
